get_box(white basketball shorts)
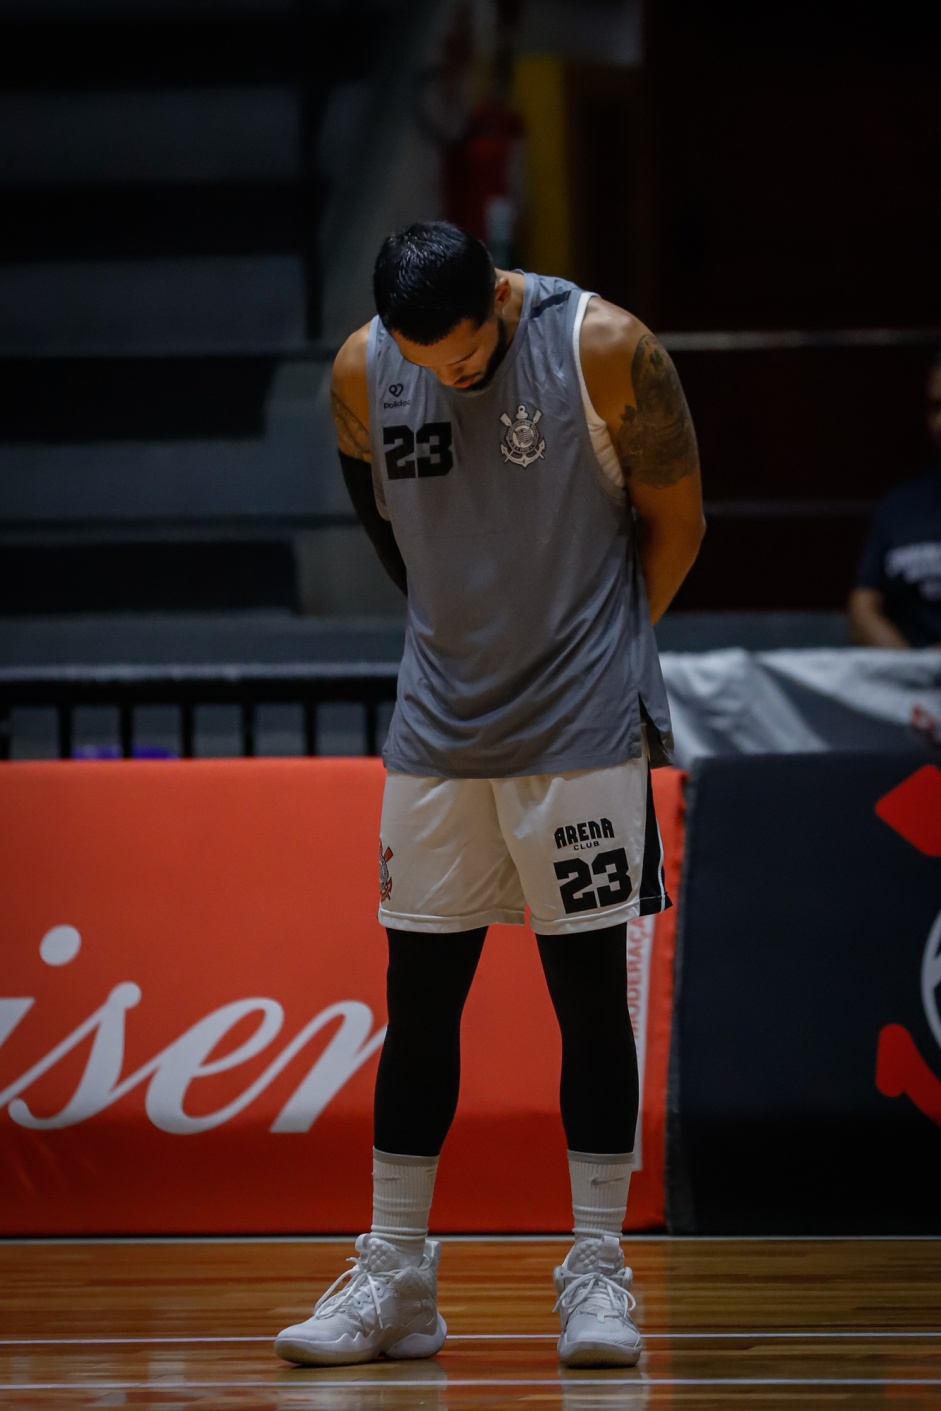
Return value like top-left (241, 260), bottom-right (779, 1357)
top-left (377, 757), bottom-right (670, 936)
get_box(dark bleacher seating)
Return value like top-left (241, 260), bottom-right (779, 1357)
top-left (0, 0), bottom-right (381, 614)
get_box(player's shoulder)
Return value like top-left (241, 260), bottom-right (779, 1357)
top-left (580, 296), bottom-right (650, 362)
top-left (331, 322), bottom-right (370, 391)
top-left (578, 296), bottom-right (652, 415)
top-left (330, 322), bottom-right (372, 455)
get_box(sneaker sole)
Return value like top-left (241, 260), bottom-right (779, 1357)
top-left (558, 1337), bottom-right (642, 1368)
top-left (274, 1335), bottom-right (378, 1367)
top-left (274, 1315), bottom-right (447, 1368)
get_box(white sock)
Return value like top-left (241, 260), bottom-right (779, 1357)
top-left (370, 1148), bottom-right (438, 1265)
top-left (568, 1149), bottom-right (633, 1241)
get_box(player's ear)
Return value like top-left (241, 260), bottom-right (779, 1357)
top-left (494, 275), bottom-right (512, 310)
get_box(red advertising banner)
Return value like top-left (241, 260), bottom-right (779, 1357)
top-left (0, 759), bottom-right (683, 1235)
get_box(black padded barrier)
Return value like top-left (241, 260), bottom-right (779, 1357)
top-left (668, 752), bottom-right (941, 1235)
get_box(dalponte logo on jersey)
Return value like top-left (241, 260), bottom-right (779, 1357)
top-left (874, 765), bottom-right (941, 1130)
top-left (0, 926), bottom-right (386, 1136)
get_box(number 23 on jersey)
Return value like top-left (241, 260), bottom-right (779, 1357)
top-left (383, 422), bottom-right (454, 480)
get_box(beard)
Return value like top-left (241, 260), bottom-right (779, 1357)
top-left (459, 318), bottom-right (508, 391)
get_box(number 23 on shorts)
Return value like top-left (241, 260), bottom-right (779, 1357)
top-left (553, 848), bottom-right (632, 915)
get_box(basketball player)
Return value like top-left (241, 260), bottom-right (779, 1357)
top-left (275, 222), bottom-right (704, 1370)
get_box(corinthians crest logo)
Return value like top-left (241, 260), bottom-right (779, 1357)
top-left (379, 841), bottom-right (394, 903)
top-left (500, 404), bottom-right (546, 467)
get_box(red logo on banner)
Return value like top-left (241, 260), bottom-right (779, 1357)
top-left (874, 765), bottom-right (941, 1130)
top-left (875, 764), bottom-right (941, 857)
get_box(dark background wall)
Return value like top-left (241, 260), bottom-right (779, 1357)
top-left (565, 0), bottom-right (941, 612)
top-left (2, 0), bottom-right (939, 625)
top-left (642, 0), bottom-right (940, 334)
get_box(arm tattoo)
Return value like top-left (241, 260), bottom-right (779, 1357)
top-left (331, 390), bottom-right (371, 459)
top-left (616, 334), bottom-right (699, 487)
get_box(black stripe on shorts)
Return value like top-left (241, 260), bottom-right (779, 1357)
top-left (637, 764), bottom-right (672, 916)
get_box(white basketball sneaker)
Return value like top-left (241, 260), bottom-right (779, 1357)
top-left (275, 1234), bottom-right (447, 1367)
top-left (553, 1234), bottom-right (642, 1368)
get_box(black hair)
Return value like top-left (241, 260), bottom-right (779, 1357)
top-left (373, 221), bottom-right (496, 345)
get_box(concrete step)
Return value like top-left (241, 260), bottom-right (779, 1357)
top-left (0, 612), bottom-right (406, 666)
top-left (1, 183), bottom-right (320, 262)
top-left (0, 358), bottom-right (338, 521)
top-left (0, 256), bottom-right (308, 355)
top-left (0, 87), bottom-right (301, 185)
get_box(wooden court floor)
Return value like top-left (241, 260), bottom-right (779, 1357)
top-left (2, 1236), bottom-right (940, 1408)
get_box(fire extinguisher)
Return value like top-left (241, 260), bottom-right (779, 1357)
top-left (441, 94), bottom-right (525, 267)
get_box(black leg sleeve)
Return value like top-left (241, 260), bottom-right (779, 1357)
top-left (373, 927), bottom-right (487, 1157)
top-left (536, 923), bottom-right (638, 1155)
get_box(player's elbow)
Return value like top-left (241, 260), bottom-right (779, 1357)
top-left (637, 507), bottom-right (705, 565)
top-left (680, 508), bottom-right (707, 562)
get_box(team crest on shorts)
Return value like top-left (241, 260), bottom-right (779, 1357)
top-left (499, 404), bottom-right (546, 467)
top-left (379, 841), bottom-right (394, 902)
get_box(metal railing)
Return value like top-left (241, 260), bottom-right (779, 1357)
top-left (0, 663), bottom-right (399, 761)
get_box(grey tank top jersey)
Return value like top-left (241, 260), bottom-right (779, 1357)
top-left (366, 271), bottom-right (673, 779)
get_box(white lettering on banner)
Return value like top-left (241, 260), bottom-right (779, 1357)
top-left (0, 999), bottom-right (34, 1049)
top-left (626, 916), bottom-right (654, 1171)
top-left (0, 928), bottom-right (387, 1135)
top-left (1, 982), bottom-right (143, 1126)
top-left (144, 999), bottom-right (386, 1135)
top-left (270, 1005), bottom-right (386, 1133)
top-left (143, 999), bottom-right (285, 1134)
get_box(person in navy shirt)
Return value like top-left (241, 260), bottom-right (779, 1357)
top-left (848, 353), bottom-right (941, 648)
